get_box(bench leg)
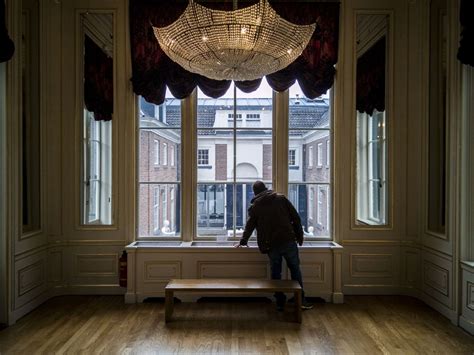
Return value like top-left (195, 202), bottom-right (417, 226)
top-left (165, 290), bottom-right (174, 323)
top-left (294, 290), bottom-right (302, 323)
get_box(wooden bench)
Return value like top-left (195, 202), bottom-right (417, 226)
top-left (165, 278), bottom-right (302, 323)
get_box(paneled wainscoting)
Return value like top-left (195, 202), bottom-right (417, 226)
top-left (125, 241), bottom-right (343, 304)
top-left (0, 295), bottom-right (473, 353)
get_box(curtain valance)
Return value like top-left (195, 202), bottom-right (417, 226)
top-left (84, 35), bottom-right (113, 121)
top-left (0, 0), bottom-right (14, 63)
top-left (129, 0), bottom-right (340, 105)
top-left (356, 37), bottom-right (386, 115)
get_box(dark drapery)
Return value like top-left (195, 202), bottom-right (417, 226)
top-left (0, 0), bottom-right (14, 63)
top-left (84, 35), bottom-right (113, 121)
top-left (129, 0), bottom-right (340, 105)
top-left (458, 0), bottom-right (474, 67)
top-left (356, 37), bottom-right (386, 115)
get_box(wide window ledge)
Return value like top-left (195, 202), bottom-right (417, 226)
top-left (126, 240), bottom-right (342, 250)
top-left (197, 165), bottom-right (212, 169)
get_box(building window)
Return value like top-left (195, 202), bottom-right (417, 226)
top-left (138, 94), bottom-right (181, 237)
top-left (317, 186), bottom-right (324, 225)
top-left (246, 113), bottom-right (260, 119)
top-left (82, 110), bottom-right (112, 225)
top-left (317, 143), bottom-right (323, 167)
top-left (162, 142), bottom-right (168, 166)
top-left (289, 82), bottom-right (332, 238)
top-left (170, 145), bottom-right (175, 166)
top-left (326, 140), bottom-right (330, 166)
top-left (228, 113), bottom-right (242, 119)
top-left (356, 110), bottom-right (387, 225)
top-left (289, 149), bottom-right (296, 166)
top-left (153, 187), bottom-right (159, 233)
top-left (154, 139), bottom-right (159, 165)
top-left (198, 149), bottom-right (209, 165)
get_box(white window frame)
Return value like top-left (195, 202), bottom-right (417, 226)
top-left (154, 139), bottom-right (159, 166)
top-left (356, 110), bottom-right (387, 225)
top-left (83, 110), bottom-right (112, 225)
top-left (317, 142), bottom-right (323, 167)
top-left (288, 149), bottom-right (297, 166)
top-left (153, 186), bottom-right (159, 233)
top-left (170, 145), bottom-right (175, 166)
top-left (161, 186), bottom-right (168, 226)
top-left (162, 142), bottom-right (168, 166)
top-left (326, 140), bottom-right (330, 166)
top-left (308, 145), bottom-right (313, 167)
top-left (317, 186), bottom-right (324, 225)
top-left (198, 148), bottom-right (209, 166)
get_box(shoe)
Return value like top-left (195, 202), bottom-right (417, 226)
top-left (301, 301), bottom-right (313, 310)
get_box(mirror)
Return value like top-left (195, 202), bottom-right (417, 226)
top-left (427, 0), bottom-right (447, 235)
top-left (21, 0), bottom-right (41, 233)
top-left (81, 13), bottom-right (113, 225)
top-left (355, 14), bottom-right (389, 226)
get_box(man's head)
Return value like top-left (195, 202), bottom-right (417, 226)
top-left (253, 181), bottom-right (267, 195)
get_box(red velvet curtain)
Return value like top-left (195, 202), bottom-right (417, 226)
top-left (458, 0), bottom-right (474, 67)
top-left (356, 37), bottom-right (386, 115)
top-left (129, 0), bottom-right (340, 105)
top-left (84, 35), bottom-right (113, 121)
top-left (0, 0), bottom-right (14, 63)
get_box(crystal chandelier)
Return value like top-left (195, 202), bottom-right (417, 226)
top-left (153, 0), bottom-right (316, 81)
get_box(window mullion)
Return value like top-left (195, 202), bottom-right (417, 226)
top-left (273, 89), bottom-right (289, 195)
top-left (181, 89), bottom-right (197, 241)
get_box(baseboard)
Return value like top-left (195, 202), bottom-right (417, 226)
top-left (420, 292), bottom-right (458, 325)
top-left (459, 316), bottom-right (474, 335)
top-left (343, 285), bottom-right (403, 295)
top-left (67, 285), bottom-right (125, 295)
top-left (10, 291), bottom-right (51, 325)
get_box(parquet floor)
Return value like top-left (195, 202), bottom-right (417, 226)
top-left (0, 295), bottom-right (473, 354)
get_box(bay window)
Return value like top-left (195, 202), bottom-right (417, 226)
top-left (137, 81), bottom-right (332, 240)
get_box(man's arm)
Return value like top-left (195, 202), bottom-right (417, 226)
top-left (239, 209), bottom-right (257, 246)
top-left (286, 198), bottom-right (304, 245)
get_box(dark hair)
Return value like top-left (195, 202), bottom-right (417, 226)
top-left (253, 180), bottom-right (267, 195)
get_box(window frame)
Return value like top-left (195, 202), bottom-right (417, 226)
top-left (136, 86), bottom-right (334, 242)
top-left (317, 142), bottom-right (323, 167)
top-left (154, 139), bottom-right (160, 166)
top-left (197, 148), bottom-right (210, 166)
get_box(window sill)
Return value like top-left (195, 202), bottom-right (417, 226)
top-left (198, 165), bottom-right (212, 169)
top-left (127, 240), bottom-right (342, 250)
top-left (289, 166), bottom-right (300, 170)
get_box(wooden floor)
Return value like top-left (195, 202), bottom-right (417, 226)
top-left (0, 295), bottom-right (473, 354)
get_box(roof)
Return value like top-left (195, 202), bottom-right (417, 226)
top-left (139, 97), bottom-right (330, 131)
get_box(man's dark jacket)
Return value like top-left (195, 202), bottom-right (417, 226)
top-left (239, 190), bottom-right (303, 253)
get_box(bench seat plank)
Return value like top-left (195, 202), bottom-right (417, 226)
top-left (165, 278), bottom-right (302, 324)
top-left (166, 279), bottom-right (301, 292)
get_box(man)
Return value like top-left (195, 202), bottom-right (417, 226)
top-left (236, 181), bottom-right (313, 311)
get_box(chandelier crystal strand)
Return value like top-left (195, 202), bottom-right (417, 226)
top-left (153, 0), bottom-right (316, 81)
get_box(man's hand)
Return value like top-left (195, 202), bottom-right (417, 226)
top-left (234, 242), bottom-right (248, 248)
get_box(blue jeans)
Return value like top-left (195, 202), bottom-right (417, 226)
top-left (267, 241), bottom-right (306, 305)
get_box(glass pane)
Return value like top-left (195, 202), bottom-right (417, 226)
top-left (197, 183), bottom-right (229, 237)
top-left (355, 13), bottom-right (389, 226)
top-left (236, 78), bottom-right (273, 129)
top-left (288, 184), bottom-right (331, 238)
top-left (289, 130), bottom-right (330, 184)
top-left (138, 128), bottom-right (181, 182)
top-left (139, 93), bottom-right (181, 128)
top-left (236, 130), bottom-right (272, 183)
top-left (289, 84), bottom-right (330, 130)
top-left (197, 129), bottom-right (232, 182)
top-left (138, 183), bottom-right (180, 237)
top-left (197, 85), bottom-right (234, 129)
